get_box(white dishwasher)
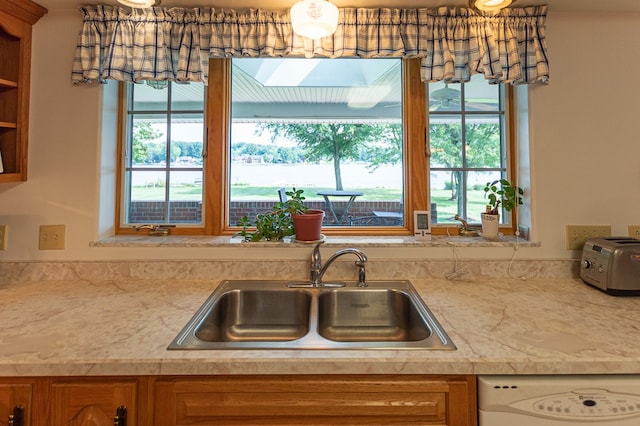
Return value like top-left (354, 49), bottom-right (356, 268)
top-left (479, 375), bottom-right (640, 425)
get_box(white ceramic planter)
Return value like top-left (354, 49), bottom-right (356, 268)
top-left (480, 213), bottom-right (500, 239)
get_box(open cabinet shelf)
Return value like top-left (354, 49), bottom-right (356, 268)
top-left (0, 0), bottom-right (47, 182)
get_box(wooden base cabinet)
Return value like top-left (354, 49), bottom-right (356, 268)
top-left (0, 380), bottom-right (34, 426)
top-left (152, 375), bottom-right (477, 426)
top-left (49, 378), bottom-right (140, 426)
top-left (1, 375), bottom-right (476, 425)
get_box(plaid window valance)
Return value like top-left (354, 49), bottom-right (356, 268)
top-left (72, 5), bottom-right (549, 85)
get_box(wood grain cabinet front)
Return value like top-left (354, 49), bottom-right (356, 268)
top-left (49, 379), bottom-right (139, 426)
top-left (152, 375), bottom-right (477, 426)
top-left (1, 374), bottom-right (477, 425)
top-left (0, 381), bottom-right (33, 426)
top-left (0, 0), bottom-right (46, 183)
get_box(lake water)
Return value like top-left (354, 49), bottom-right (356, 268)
top-left (230, 162), bottom-right (403, 188)
top-left (132, 162), bottom-right (404, 188)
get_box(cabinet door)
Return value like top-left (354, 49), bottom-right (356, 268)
top-left (153, 375), bottom-right (476, 426)
top-left (0, 382), bottom-right (32, 426)
top-left (49, 379), bottom-right (137, 426)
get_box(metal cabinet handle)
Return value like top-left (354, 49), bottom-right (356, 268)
top-left (113, 405), bottom-right (127, 426)
top-left (8, 405), bottom-right (24, 426)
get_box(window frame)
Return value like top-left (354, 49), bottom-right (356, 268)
top-left (427, 78), bottom-right (517, 234)
top-left (207, 57), bottom-right (426, 237)
top-left (115, 82), bottom-right (208, 236)
top-left (116, 58), bottom-right (516, 237)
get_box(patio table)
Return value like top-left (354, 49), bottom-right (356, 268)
top-left (317, 190), bottom-right (363, 224)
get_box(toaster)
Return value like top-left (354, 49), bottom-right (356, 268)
top-left (580, 237), bottom-right (640, 296)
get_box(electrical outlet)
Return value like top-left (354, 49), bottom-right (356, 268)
top-left (39, 225), bottom-right (66, 250)
top-left (0, 225), bottom-right (6, 250)
top-left (629, 225), bottom-right (640, 239)
top-left (565, 225), bottom-right (611, 250)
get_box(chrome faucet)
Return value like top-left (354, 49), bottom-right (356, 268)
top-left (310, 243), bottom-right (368, 287)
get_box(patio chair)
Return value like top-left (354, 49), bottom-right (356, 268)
top-left (348, 202), bottom-right (438, 226)
top-left (278, 187), bottom-right (287, 203)
top-left (348, 214), bottom-right (403, 226)
top-left (348, 201), bottom-right (403, 226)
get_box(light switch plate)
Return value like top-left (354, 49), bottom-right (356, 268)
top-left (39, 225), bottom-right (65, 250)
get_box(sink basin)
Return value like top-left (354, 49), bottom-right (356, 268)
top-left (317, 289), bottom-right (430, 342)
top-left (168, 280), bottom-right (456, 350)
top-left (195, 289), bottom-right (311, 342)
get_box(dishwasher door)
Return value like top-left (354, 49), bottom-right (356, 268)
top-left (479, 375), bottom-right (640, 425)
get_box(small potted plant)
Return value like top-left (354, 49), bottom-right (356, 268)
top-left (235, 188), bottom-right (324, 242)
top-left (235, 210), bottom-right (294, 242)
top-left (281, 188), bottom-right (325, 242)
top-left (482, 178), bottom-right (524, 239)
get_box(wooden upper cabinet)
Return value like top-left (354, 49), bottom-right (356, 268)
top-left (0, 0), bottom-right (46, 182)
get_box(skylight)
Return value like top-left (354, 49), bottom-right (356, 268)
top-left (234, 58), bottom-right (399, 88)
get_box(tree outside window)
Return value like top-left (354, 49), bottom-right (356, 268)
top-left (428, 76), bottom-right (506, 224)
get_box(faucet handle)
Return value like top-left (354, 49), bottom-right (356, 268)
top-left (355, 260), bottom-right (367, 287)
top-left (310, 243), bottom-right (322, 283)
top-left (133, 224), bottom-right (175, 236)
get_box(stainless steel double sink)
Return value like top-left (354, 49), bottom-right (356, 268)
top-left (168, 280), bottom-right (456, 350)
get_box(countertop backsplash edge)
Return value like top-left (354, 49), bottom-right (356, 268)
top-left (0, 258), bottom-right (580, 283)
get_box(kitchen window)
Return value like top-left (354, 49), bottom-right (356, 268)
top-left (120, 82), bottom-right (205, 229)
top-left (225, 57), bottom-right (405, 232)
top-left (427, 75), bottom-right (511, 227)
top-left (117, 58), bottom-right (515, 236)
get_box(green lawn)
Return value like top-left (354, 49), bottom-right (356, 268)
top-left (230, 186), bottom-right (403, 201)
top-left (132, 185), bottom-right (403, 201)
top-left (131, 185), bottom-right (202, 201)
top-left (432, 189), bottom-right (487, 222)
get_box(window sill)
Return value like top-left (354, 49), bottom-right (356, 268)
top-left (91, 234), bottom-right (540, 248)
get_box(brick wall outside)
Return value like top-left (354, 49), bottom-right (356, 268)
top-left (129, 201), bottom-right (203, 224)
top-left (128, 200), bottom-right (420, 225)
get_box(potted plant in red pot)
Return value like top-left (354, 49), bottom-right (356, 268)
top-left (482, 179), bottom-right (524, 239)
top-left (235, 188), bottom-right (324, 242)
top-left (282, 188), bottom-right (325, 242)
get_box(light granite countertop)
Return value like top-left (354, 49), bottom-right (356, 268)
top-left (1, 274), bottom-right (639, 377)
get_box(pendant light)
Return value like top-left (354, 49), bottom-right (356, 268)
top-left (290, 0), bottom-right (339, 40)
top-left (470, 0), bottom-right (513, 12)
top-left (117, 0), bottom-right (158, 8)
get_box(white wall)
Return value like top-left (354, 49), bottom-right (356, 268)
top-left (530, 11), bottom-right (640, 256)
top-left (1, 7), bottom-right (639, 262)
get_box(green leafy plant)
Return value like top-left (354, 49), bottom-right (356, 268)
top-left (281, 187), bottom-right (308, 215)
top-left (483, 179), bottom-right (524, 215)
top-left (235, 188), bottom-right (308, 242)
